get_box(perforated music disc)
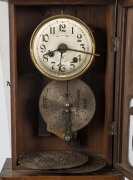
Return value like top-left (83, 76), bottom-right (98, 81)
top-left (18, 151), bottom-right (88, 170)
top-left (39, 79), bottom-right (96, 138)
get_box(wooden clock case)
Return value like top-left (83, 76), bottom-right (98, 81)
top-left (0, 0), bottom-right (133, 179)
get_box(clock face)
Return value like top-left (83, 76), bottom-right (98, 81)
top-left (30, 15), bottom-right (95, 80)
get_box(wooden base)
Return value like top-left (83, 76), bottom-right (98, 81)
top-left (0, 159), bottom-right (123, 180)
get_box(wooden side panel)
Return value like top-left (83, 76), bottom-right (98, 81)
top-left (122, 7), bottom-right (133, 169)
top-left (114, 0), bottom-right (133, 179)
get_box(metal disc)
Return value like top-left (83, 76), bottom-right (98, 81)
top-left (18, 151), bottom-right (88, 170)
top-left (70, 154), bottom-right (106, 173)
top-left (39, 79), bottom-right (96, 138)
top-left (48, 154), bottom-right (106, 174)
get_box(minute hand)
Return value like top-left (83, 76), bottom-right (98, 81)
top-left (67, 48), bottom-right (100, 57)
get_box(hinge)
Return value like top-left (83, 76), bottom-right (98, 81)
top-left (108, 122), bottom-right (117, 135)
top-left (110, 37), bottom-right (120, 52)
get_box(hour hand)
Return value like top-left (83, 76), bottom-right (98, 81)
top-left (44, 50), bottom-right (57, 57)
top-left (44, 43), bottom-right (68, 57)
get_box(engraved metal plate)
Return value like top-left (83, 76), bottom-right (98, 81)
top-left (39, 79), bottom-right (96, 139)
top-left (18, 151), bottom-right (88, 170)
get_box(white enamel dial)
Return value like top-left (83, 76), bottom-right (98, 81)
top-left (30, 15), bottom-right (96, 80)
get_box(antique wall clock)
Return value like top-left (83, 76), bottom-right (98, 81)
top-left (1, 0), bottom-right (133, 180)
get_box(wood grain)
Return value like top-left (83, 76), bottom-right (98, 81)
top-left (0, 159), bottom-right (123, 180)
top-left (114, 0), bottom-right (133, 179)
top-left (4, 0), bottom-right (133, 179)
top-left (8, 0), bottom-right (116, 171)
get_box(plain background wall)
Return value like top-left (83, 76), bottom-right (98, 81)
top-left (0, 1), bottom-right (131, 180)
top-left (0, 1), bottom-right (11, 171)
